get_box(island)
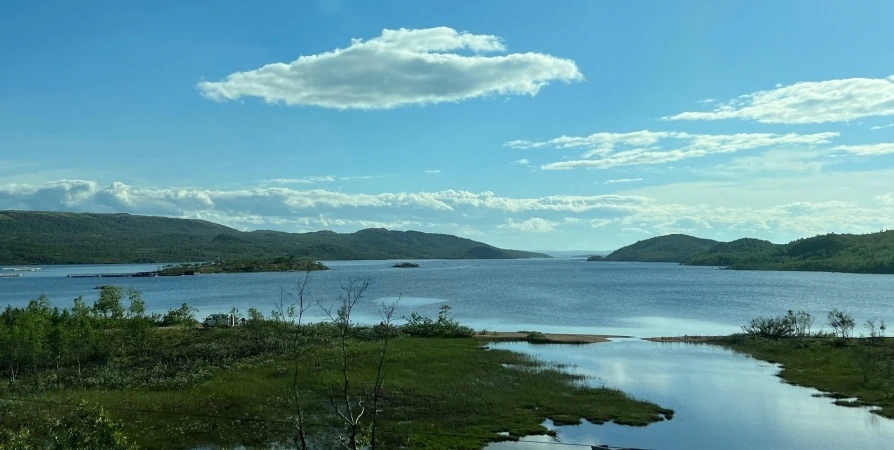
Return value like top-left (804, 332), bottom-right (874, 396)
top-left (603, 230), bottom-right (894, 274)
top-left (392, 262), bottom-right (420, 268)
top-left (157, 257), bottom-right (330, 275)
top-left (586, 255), bottom-right (604, 261)
top-left (0, 210), bottom-right (550, 265)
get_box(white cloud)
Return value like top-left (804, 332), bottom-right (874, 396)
top-left (425, 169), bottom-right (441, 174)
top-left (697, 98), bottom-right (716, 104)
top-left (197, 27), bottom-right (583, 110)
top-left (663, 75), bottom-right (894, 124)
top-left (500, 217), bottom-right (560, 233)
top-left (833, 143), bottom-right (894, 156)
top-left (511, 130), bottom-right (838, 170)
top-left (6, 173), bottom-right (894, 247)
top-left (605, 178), bottom-right (643, 184)
top-left (513, 159), bottom-right (530, 165)
top-left (870, 123), bottom-right (894, 130)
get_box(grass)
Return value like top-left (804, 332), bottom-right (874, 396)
top-left (2, 329), bottom-right (671, 450)
top-left (708, 335), bottom-right (894, 419)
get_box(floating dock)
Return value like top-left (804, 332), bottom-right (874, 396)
top-left (2, 267), bottom-right (41, 272)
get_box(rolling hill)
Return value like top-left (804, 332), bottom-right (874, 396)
top-left (603, 234), bottom-right (720, 262)
top-left (602, 231), bottom-right (894, 274)
top-left (0, 211), bottom-right (548, 264)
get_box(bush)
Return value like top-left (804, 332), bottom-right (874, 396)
top-left (828, 309), bottom-right (856, 339)
top-left (742, 310), bottom-right (813, 339)
top-left (401, 305), bottom-right (474, 338)
top-left (160, 303), bottom-right (198, 327)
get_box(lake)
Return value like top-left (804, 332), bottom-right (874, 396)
top-left (3, 259), bottom-right (894, 449)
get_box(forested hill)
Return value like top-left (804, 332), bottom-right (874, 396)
top-left (603, 231), bottom-right (894, 274)
top-left (604, 234), bottom-right (720, 262)
top-left (0, 211), bottom-right (548, 264)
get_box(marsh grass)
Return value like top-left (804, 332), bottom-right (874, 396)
top-left (3, 331), bottom-right (671, 450)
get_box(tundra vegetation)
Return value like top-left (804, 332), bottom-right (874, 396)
top-left (0, 279), bottom-right (672, 450)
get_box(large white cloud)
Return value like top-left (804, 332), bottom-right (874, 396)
top-left (508, 130), bottom-right (838, 170)
top-left (663, 75), bottom-right (894, 124)
top-left (197, 27), bottom-right (583, 110)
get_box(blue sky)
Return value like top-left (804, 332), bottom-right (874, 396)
top-left (2, 0), bottom-right (894, 251)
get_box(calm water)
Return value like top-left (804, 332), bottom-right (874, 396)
top-left (3, 259), bottom-right (894, 449)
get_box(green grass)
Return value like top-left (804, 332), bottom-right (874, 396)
top-left (709, 335), bottom-right (894, 419)
top-left (4, 331), bottom-right (671, 449)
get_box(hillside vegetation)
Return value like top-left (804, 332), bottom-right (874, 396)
top-left (0, 211), bottom-right (548, 264)
top-left (604, 234), bottom-right (719, 262)
top-left (605, 231), bottom-right (894, 274)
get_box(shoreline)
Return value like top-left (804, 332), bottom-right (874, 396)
top-left (475, 331), bottom-right (631, 344)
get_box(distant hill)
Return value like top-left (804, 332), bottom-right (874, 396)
top-left (604, 232), bottom-right (894, 274)
top-left (682, 238), bottom-right (778, 267)
top-left (604, 234), bottom-right (720, 262)
top-left (700, 232), bottom-right (894, 274)
top-left (0, 211), bottom-right (549, 264)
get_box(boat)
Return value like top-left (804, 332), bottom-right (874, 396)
top-left (0, 274), bottom-right (24, 278)
top-left (2, 267), bottom-right (41, 272)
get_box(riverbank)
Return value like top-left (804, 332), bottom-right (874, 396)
top-left (0, 293), bottom-right (672, 450)
top-left (647, 334), bottom-right (894, 419)
top-left (476, 331), bottom-right (629, 344)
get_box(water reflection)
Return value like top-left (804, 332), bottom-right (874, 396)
top-left (485, 340), bottom-right (894, 450)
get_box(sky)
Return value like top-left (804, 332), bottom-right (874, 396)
top-left (2, 0), bottom-right (894, 251)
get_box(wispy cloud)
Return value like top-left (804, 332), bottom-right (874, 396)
top-left (663, 75), bottom-right (894, 124)
top-left (604, 178), bottom-right (643, 184)
top-left (510, 130), bottom-right (838, 170)
top-left (425, 169), bottom-right (441, 174)
top-left (264, 176), bottom-right (336, 185)
top-left (834, 143), bottom-right (894, 156)
top-left (870, 123), bottom-right (894, 130)
top-left (697, 98), bottom-right (716, 104)
top-left (198, 27), bottom-right (582, 110)
top-left (513, 159), bottom-right (530, 165)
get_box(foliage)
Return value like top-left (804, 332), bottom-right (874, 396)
top-left (0, 401), bottom-right (138, 450)
top-left (742, 310), bottom-right (813, 339)
top-left (401, 305), bottom-right (475, 338)
top-left (828, 309), bottom-right (856, 339)
top-left (604, 234), bottom-right (720, 262)
top-left (0, 211), bottom-right (548, 264)
top-left (160, 303), bottom-right (198, 327)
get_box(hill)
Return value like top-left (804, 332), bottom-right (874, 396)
top-left (702, 231), bottom-right (894, 274)
top-left (682, 238), bottom-right (779, 267)
top-left (604, 234), bottom-right (720, 262)
top-left (0, 211), bottom-right (548, 264)
top-left (604, 231), bottom-right (894, 274)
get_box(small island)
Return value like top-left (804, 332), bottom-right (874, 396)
top-left (586, 255), bottom-right (605, 261)
top-left (158, 257), bottom-right (330, 276)
top-left (392, 262), bottom-right (420, 268)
